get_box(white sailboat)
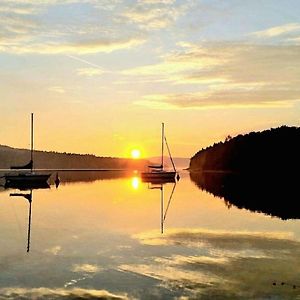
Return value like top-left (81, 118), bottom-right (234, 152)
top-left (4, 113), bottom-right (51, 187)
top-left (141, 123), bottom-right (178, 183)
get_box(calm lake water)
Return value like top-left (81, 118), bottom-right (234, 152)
top-left (0, 171), bottom-right (300, 299)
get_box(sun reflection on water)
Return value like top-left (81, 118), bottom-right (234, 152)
top-left (131, 176), bottom-right (140, 190)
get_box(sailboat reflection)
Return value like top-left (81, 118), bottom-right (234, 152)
top-left (5, 179), bottom-right (52, 252)
top-left (148, 182), bottom-right (176, 233)
top-left (5, 181), bottom-right (50, 190)
top-left (9, 189), bottom-right (37, 253)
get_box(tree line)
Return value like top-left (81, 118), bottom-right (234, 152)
top-left (189, 126), bottom-right (300, 172)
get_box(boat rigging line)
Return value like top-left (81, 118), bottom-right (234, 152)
top-left (164, 136), bottom-right (177, 173)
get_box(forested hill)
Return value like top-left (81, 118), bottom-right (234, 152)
top-left (189, 126), bottom-right (300, 172)
top-left (0, 145), bottom-right (147, 170)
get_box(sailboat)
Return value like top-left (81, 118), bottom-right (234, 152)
top-left (141, 123), bottom-right (178, 183)
top-left (4, 113), bottom-right (51, 187)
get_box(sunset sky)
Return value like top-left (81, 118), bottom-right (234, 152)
top-left (1, 0), bottom-right (300, 158)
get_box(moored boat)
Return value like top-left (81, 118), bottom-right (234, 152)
top-left (141, 123), bottom-right (178, 183)
top-left (4, 113), bottom-right (51, 186)
top-left (5, 173), bottom-right (51, 184)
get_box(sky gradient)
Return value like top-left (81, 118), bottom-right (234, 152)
top-left (1, 0), bottom-right (300, 158)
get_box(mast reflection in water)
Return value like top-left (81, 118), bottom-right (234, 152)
top-left (6, 182), bottom-right (51, 253)
top-left (10, 190), bottom-right (33, 253)
top-left (146, 181), bottom-right (176, 233)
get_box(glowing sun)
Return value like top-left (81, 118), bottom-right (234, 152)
top-left (131, 149), bottom-right (141, 159)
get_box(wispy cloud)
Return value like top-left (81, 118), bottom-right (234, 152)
top-left (252, 23), bottom-right (300, 38)
top-left (0, 13), bottom-right (37, 46)
top-left (0, 0), bottom-right (193, 55)
top-left (1, 37), bottom-right (145, 54)
top-left (121, 1), bottom-right (190, 30)
top-left (129, 42), bottom-right (300, 109)
top-left (0, 1), bottom-right (146, 55)
top-left (136, 91), bottom-right (298, 110)
top-left (287, 36), bottom-right (300, 43)
top-left (138, 0), bottom-right (176, 4)
top-left (0, 4), bottom-right (37, 15)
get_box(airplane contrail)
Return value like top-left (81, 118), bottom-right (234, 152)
top-left (66, 54), bottom-right (104, 69)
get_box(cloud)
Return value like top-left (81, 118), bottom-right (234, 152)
top-left (0, 5), bottom-right (37, 15)
top-left (138, 0), bottom-right (176, 4)
top-left (121, 1), bottom-right (190, 30)
top-left (77, 67), bottom-right (105, 77)
top-left (123, 55), bottom-right (221, 76)
top-left (0, 287), bottom-right (128, 299)
top-left (0, 1), bottom-right (146, 55)
top-left (287, 36), bottom-right (300, 43)
top-left (0, 13), bottom-right (37, 47)
top-left (252, 23), bottom-right (300, 38)
top-left (129, 42), bottom-right (300, 109)
top-left (136, 89), bottom-right (299, 110)
top-left (142, 42), bottom-right (300, 84)
top-left (1, 0), bottom-right (122, 14)
top-left (1, 37), bottom-right (145, 54)
top-left (3, 0), bottom-right (95, 5)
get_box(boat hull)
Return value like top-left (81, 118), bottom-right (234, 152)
top-left (4, 173), bottom-right (51, 184)
top-left (141, 171), bottom-right (176, 183)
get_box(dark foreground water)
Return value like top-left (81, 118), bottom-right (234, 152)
top-left (0, 171), bottom-right (300, 299)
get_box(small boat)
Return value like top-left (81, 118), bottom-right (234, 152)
top-left (4, 113), bottom-right (51, 186)
top-left (141, 123), bottom-right (178, 183)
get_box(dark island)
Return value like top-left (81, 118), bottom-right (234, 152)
top-left (189, 126), bottom-right (300, 172)
top-left (189, 126), bottom-right (300, 219)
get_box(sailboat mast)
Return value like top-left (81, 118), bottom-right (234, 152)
top-left (31, 113), bottom-right (33, 172)
top-left (161, 122), bottom-right (164, 169)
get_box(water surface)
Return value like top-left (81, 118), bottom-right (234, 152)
top-left (0, 172), bottom-right (300, 299)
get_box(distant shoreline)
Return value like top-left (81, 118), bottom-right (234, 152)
top-left (0, 144), bottom-right (148, 170)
